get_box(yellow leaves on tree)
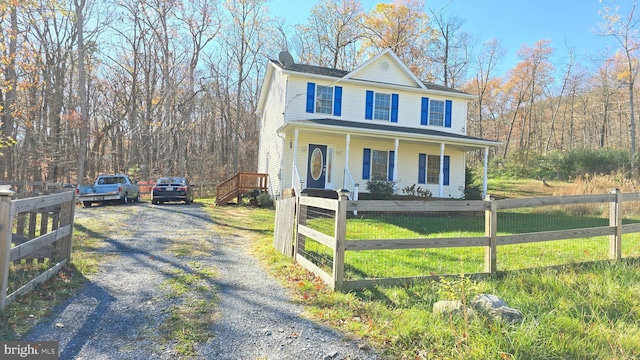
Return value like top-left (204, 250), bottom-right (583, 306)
top-left (362, 0), bottom-right (432, 69)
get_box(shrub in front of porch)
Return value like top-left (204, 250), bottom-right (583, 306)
top-left (365, 174), bottom-right (396, 200)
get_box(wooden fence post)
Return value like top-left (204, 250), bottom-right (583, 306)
top-left (333, 189), bottom-right (349, 291)
top-left (58, 197), bottom-right (75, 262)
top-left (0, 188), bottom-right (15, 312)
top-left (484, 195), bottom-right (497, 274)
top-left (609, 188), bottom-right (622, 260)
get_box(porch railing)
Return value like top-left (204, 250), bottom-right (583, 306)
top-left (215, 172), bottom-right (268, 206)
top-left (343, 169), bottom-right (359, 201)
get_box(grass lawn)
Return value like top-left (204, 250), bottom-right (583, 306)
top-left (299, 202), bottom-right (640, 280)
top-left (207, 178), bottom-right (640, 359)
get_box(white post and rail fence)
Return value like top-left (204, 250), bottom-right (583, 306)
top-left (273, 188), bottom-right (639, 292)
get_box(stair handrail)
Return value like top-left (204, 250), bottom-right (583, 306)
top-left (216, 173), bottom-right (240, 203)
top-left (343, 168), bottom-right (359, 201)
top-left (293, 163), bottom-right (302, 197)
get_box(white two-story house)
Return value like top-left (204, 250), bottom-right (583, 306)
top-left (256, 49), bottom-right (500, 200)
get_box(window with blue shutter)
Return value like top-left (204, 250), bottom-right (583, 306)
top-left (306, 83), bottom-right (315, 113)
top-left (421, 97), bottom-right (429, 125)
top-left (388, 150), bottom-right (395, 181)
top-left (362, 148), bottom-right (371, 179)
top-left (390, 94), bottom-right (399, 123)
top-left (445, 100), bottom-right (452, 128)
top-left (365, 91), bottom-right (374, 120)
top-left (418, 154), bottom-right (426, 184)
top-left (333, 86), bottom-right (342, 116)
top-left (443, 155), bottom-right (450, 185)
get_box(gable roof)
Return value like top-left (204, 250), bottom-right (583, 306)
top-left (268, 52), bottom-right (472, 96)
top-left (342, 48), bottom-right (425, 89)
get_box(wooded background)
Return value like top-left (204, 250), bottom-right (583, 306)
top-left (0, 0), bottom-right (638, 186)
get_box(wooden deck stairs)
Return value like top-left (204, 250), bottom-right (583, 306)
top-left (215, 172), bottom-right (268, 206)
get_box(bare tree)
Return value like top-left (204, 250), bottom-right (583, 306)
top-left (598, 0), bottom-right (640, 175)
top-left (428, 12), bottom-right (474, 88)
top-left (294, 0), bottom-right (364, 70)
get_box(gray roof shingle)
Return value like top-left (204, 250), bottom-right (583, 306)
top-left (289, 118), bottom-right (498, 144)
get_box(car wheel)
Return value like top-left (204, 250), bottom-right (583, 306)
top-left (83, 201), bottom-right (92, 207)
top-left (122, 193), bottom-right (129, 204)
top-left (135, 193), bottom-right (140, 202)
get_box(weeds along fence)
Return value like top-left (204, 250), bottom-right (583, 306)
top-left (0, 188), bottom-right (76, 311)
top-left (289, 189), bottom-right (640, 291)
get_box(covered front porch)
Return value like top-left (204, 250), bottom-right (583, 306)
top-left (279, 119), bottom-right (499, 200)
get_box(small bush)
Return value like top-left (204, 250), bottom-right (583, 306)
top-left (464, 167), bottom-right (483, 200)
top-left (401, 184), bottom-right (432, 199)
top-left (365, 174), bottom-right (396, 200)
top-left (256, 192), bottom-right (273, 208)
top-left (248, 188), bottom-right (261, 199)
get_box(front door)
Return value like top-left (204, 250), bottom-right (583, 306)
top-left (306, 144), bottom-right (327, 189)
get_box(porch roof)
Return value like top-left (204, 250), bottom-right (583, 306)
top-left (278, 118), bottom-right (501, 152)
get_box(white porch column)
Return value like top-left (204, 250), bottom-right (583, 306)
top-left (439, 143), bottom-right (445, 197)
top-left (483, 146), bottom-right (489, 197)
top-left (291, 129), bottom-right (299, 188)
top-left (393, 138), bottom-right (399, 183)
top-left (345, 134), bottom-right (351, 171)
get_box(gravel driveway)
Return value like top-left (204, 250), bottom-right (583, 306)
top-left (26, 202), bottom-right (377, 360)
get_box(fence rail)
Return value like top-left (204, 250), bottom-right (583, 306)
top-left (0, 189), bottom-right (75, 311)
top-left (285, 188), bottom-right (640, 291)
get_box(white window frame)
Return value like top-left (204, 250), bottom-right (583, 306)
top-left (316, 85), bottom-right (333, 114)
top-left (430, 99), bottom-right (445, 127)
top-left (374, 93), bottom-right (391, 121)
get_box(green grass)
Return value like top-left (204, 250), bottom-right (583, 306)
top-left (159, 261), bottom-right (218, 356)
top-left (299, 205), bottom-right (640, 280)
top-left (207, 196), bottom-right (640, 359)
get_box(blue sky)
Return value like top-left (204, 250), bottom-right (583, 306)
top-left (269, 0), bottom-right (621, 74)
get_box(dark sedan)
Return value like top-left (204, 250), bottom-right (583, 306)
top-left (152, 177), bottom-right (194, 205)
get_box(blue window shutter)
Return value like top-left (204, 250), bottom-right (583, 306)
top-left (388, 150), bottom-right (395, 181)
top-left (333, 86), bottom-right (342, 116)
top-left (306, 83), bottom-right (315, 113)
top-left (362, 148), bottom-right (371, 179)
top-left (390, 94), bottom-right (399, 123)
top-left (421, 97), bottom-right (429, 125)
top-left (445, 100), bottom-right (452, 128)
top-left (365, 91), bottom-right (374, 120)
top-left (418, 154), bottom-right (426, 184)
top-left (443, 155), bottom-right (450, 186)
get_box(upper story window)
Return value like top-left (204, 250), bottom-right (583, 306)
top-left (365, 90), bottom-right (399, 122)
top-left (374, 93), bottom-right (391, 120)
top-left (421, 97), bottom-right (453, 128)
top-left (306, 82), bottom-right (342, 116)
top-left (316, 86), bottom-right (334, 114)
top-left (429, 100), bottom-right (445, 126)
